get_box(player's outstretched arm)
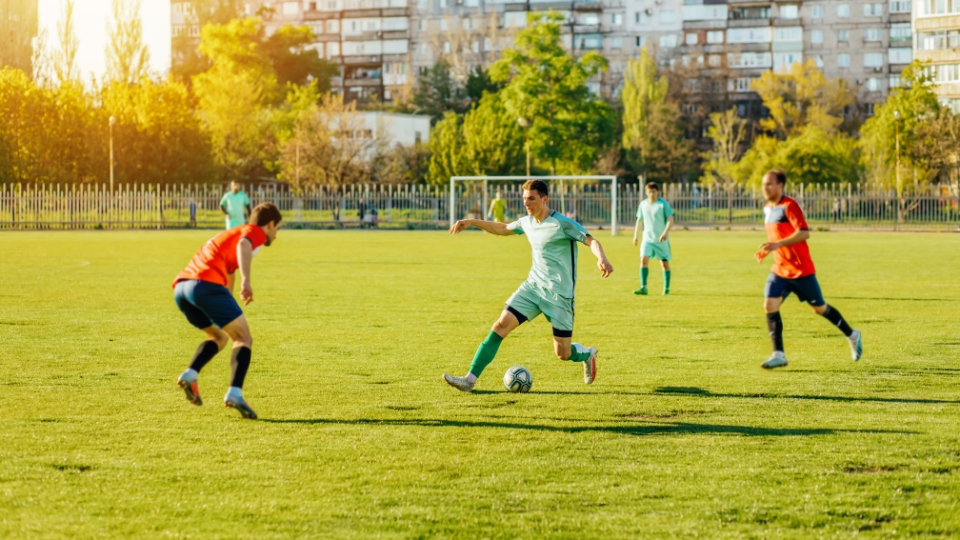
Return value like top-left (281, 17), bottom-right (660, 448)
top-left (584, 236), bottom-right (614, 278)
top-left (449, 219), bottom-right (512, 236)
top-left (236, 238), bottom-right (254, 305)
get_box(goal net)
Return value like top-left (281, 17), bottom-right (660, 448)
top-left (449, 176), bottom-right (619, 236)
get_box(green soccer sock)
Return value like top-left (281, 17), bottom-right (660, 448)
top-left (469, 331), bottom-right (504, 377)
top-left (664, 270), bottom-right (671, 291)
top-left (640, 267), bottom-right (649, 288)
top-left (567, 343), bottom-right (592, 362)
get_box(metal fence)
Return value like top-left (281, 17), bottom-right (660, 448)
top-left (1, 182), bottom-right (958, 231)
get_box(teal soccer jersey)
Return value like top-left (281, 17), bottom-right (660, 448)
top-left (220, 191), bottom-right (251, 228)
top-left (637, 198), bottom-right (674, 243)
top-left (507, 211), bottom-right (590, 299)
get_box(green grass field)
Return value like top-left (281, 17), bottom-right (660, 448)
top-left (3, 229), bottom-right (960, 539)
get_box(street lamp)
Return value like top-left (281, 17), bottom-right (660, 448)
top-left (894, 110), bottom-right (902, 224)
top-left (518, 116), bottom-right (531, 177)
top-left (109, 116), bottom-right (116, 192)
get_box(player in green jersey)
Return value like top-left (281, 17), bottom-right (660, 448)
top-left (220, 181), bottom-right (252, 229)
top-left (443, 180), bottom-right (614, 392)
top-left (488, 191), bottom-right (507, 223)
top-left (633, 181), bottom-right (674, 295)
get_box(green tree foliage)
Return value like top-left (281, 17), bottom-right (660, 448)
top-left (412, 60), bottom-right (467, 123)
top-left (489, 11), bottom-right (615, 174)
top-left (52, 0), bottom-right (79, 84)
top-left (261, 25), bottom-right (339, 91)
top-left (170, 0), bottom-right (243, 82)
top-left (105, 0), bottom-right (150, 84)
top-left (621, 48), bottom-right (692, 182)
top-left (859, 61), bottom-right (948, 186)
top-left (701, 107), bottom-right (747, 186)
top-left (751, 59), bottom-right (854, 138)
top-left (736, 127), bottom-right (860, 186)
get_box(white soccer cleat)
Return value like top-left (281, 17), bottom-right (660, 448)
top-left (442, 373), bottom-right (475, 393)
top-left (848, 330), bottom-right (863, 362)
top-left (762, 351), bottom-right (788, 370)
top-left (583, 347), bottom-right (598, 384)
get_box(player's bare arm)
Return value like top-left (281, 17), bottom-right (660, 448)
top-left (237, 237), bottom-right (253, 305)
top-left (756, 229), bottom-right (810, 262)
top-left (632, 218), bottom-right (642, 247)
top-left (585, 235), bottom-right (613, 278)
top-left (449, 219), bottom-right (512, 236)
top-left (659, 216), bottom-right (675, 243)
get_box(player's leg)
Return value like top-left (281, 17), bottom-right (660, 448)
top-left (635, 246), bottom-right (651, 295)
top-left (544, 297), bottom-right (597, 384)
top-left (657, 241), bottom-right (672, 295)
top-left (174, 281), bottom-right (229, 406)
top-left (220, 315), bottom-right (258, 419)
top-left (802, 276), bottom-right (863, 361)
top-left (761, 274), bottom-right (788, 369)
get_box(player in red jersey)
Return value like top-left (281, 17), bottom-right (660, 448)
top-left (172, 203), bottom-right (282, 419)
top-left (754, 169), bottom-right (862, 369)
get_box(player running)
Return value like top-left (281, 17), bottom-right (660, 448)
top-left (443, 180), bottom-right (614, 392)
top-left (755, 169), bottom-right (862, 369)
top-left (632, 181), bottom-right (674, 295)
top-left (172, 203), bottom-right (282, 419)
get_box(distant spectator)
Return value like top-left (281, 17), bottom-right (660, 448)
top-left (488, 191), bottom-right (507, 223)
top-left (363, 204), bottom-right (379, 228)
top-left (358, 198), bottom-right (366, 224)
top-left (832, 197), bottom-right (842, 223)
top-left (220, 181), bottom-right (251, 230)
top-left (189, 198), bottom-right (198, 228)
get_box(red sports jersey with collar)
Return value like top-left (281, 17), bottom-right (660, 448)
top-left (173, 225), bottom-right (267, 288)
top-left (764, 196), bottom-right (816, 279)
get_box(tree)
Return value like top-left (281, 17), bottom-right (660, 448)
top-left (105, 0), bottom-right (151, 84)
top-left (621, 48), bottom-right (693, 182)
top-left (735, 127), bottom-right (860, 186)
top-left (859, 61), bottom-right (944, 186)
top-left (489, 11), bottom-right (615, 174)
top-left (412, 60), bottom-right (467, 123)
top-left (261, 24), bottom-right (339, 90)
top-left (751, 59), bottom-right (855, 138)
top-left (52, 0), bottom-right (79, 84)
top-left (170, 0), bottom-right (243, 82)
top-left (701, 107), bottom-right (747, 186)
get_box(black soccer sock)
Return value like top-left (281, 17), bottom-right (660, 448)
top-left (821, 305), bottom-right (854, 337)
top-left (230, 346), bottom-right (252, 389)
top-left (766, 312), bottom-right (784, 352)
top-left (189, 340), bottom-right (221, 373)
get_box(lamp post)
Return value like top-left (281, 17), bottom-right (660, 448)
top-left (518, 116), bottom-right (531, 177)
top-left (109, 116), bottom-right (116, 192)
top-left (894, 110), bottom-right (902, 225)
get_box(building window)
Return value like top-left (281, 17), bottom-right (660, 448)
top-left (659, 34), bottom-right (678, 48)
top-left (811, 5), bottom-right (823, 17)
top-left (635, 12), bottom-right (646, 24)
top-left (838, 53), bottom-right (850, 67)
top-left (282, 1), bottom-right (298, 15)
top-left (811, 30), bottom-right (823, 43)
top-left (838, 4), bottom-right (850, 17)
top-left (612, 13), bottom-right (623, 25)
top-left (610, 37), bottom-right (623, 49)
top-left (579, 34), bottom-right (602, 49)
top-left (890, 23), bottom-right (911, 42)
top-left (660, 10), bottom-right (677, 23)
top-left (774, 52), bottom-right (802, 72)
top-left (727, 27), bottom-right (772, 43)
top-left (838, 30), bottom-right (849, 42)
top-left (728, 52), bottom-right (773, 68)
top-left (812, 54), bottom-right (824, 67)
top-left (866, 78), bottom-right (881, 91)
top-left (636, 36), bottom-right (647, 47)
top-left (889, 75), bottom-right (902, 88)
top-left (708, 54), bottom-right (721, 66)
top-left (863, 3), bottom-right (883, 16)
top-left (580, 13), bottom-right (599, 25)
top-left (774, 26), bottom-right (802, 41)
top-left (864, 52), bottom-right (884, 67)
top-left (779, 5), bottom-right (799, 18)
top-left (730, 6), bottom-right (770, 19)
top-left (686, 32), bottom-right (698, 45)
top-left (889, 48), bottom-right (912, 64)
top-left (731, 77), bottom-right (755, 92)
top-left (864, 28), bottom-right (882, 41)
top-left (889, 0), bottom-right (910, 13)
top-left (707, 30), bottom-right (724, 43)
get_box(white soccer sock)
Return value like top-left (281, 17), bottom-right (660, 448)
top-left (225, 386), bottom-right (243, 399)
top-left (182, 368), bottom-right (199, 381)
top-left (465, 374), bottom-right (477, 384)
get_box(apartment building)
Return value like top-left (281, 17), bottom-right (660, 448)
top-left (914, 0), bottom-right (960, 110)
top-left (0, 0), bottom-right (39, 76)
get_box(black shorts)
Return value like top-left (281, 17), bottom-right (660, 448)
top-left (174, 280), bottom-right (243, 329)
top-left (764, 273), bottom-right (825, 307)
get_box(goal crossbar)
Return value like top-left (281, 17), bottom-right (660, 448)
top-left (449, 175), bottom-right (618, 236)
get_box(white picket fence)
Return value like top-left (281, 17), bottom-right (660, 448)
top-left (1, 182), bottom-right (958, 231)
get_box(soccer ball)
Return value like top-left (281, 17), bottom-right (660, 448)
top-left (503, 366), bottom-right (533, 393)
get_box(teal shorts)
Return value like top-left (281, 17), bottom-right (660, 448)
top-left (505, 281), bottom-right (575, 337)
top-left (640, 240), bottom-right (671, 261)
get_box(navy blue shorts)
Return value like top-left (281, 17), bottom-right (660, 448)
top-left (764, 273), bottom-right (825, 307)
top-left (174, 280), bottom-right (243, 329)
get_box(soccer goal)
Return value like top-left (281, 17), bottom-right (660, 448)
top-left (449, 176), bottom-right (619, 236)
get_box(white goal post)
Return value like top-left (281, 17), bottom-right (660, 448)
top-left (449, 175), bottom-right (618, 236)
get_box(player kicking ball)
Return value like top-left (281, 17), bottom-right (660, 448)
top-left (172, 203), bottom-right (282, 419)
top-left (632, 181), bottom-right (674, 295)
top-left (755, 169), bottom-right (862, 369)
top-left (443, 180), bottom-right (614, 392)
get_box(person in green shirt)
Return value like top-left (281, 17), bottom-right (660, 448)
top-left (488, 191), bottom-right (507, 223)
top-left (633, 181), bottom-right (674, 295)
top-left (220, 181), bottom-right (251, 229)
top-left (443, 180), bottom-right (614, 392)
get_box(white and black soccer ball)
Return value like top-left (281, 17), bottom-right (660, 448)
top-left (503, 366), bottom-right (533, 393)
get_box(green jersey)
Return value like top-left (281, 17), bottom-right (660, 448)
top-left (508, 211), bottom-right (590, 299)
top-left (220, 191), bottom-right (251, 228)
top-left (637, 198), bottom-right (674, 243)
top-left (490, 198), bottom-right (506, 221)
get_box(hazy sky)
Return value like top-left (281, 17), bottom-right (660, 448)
top-left (38, 0), bottom-right (172, 81)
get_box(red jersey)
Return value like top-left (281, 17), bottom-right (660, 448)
top-left (764, 196), bottom-right (815, 279)
top-left (173, 225), bottom-right (267, 288)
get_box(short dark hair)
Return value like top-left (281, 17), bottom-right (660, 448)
top-left (645, 181), bottom-right (660, 191)
top-left (250, 202), bottom-right (282, 227)
top-left (522, 179), bottom-right (548, 197)
top-left (766, 168), bottom-right (787, 185)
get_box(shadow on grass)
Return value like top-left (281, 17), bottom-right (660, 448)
top-left (655, 386), bottom-right (958, 405)
top-left (260, 417), bottom-right (914, 437)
